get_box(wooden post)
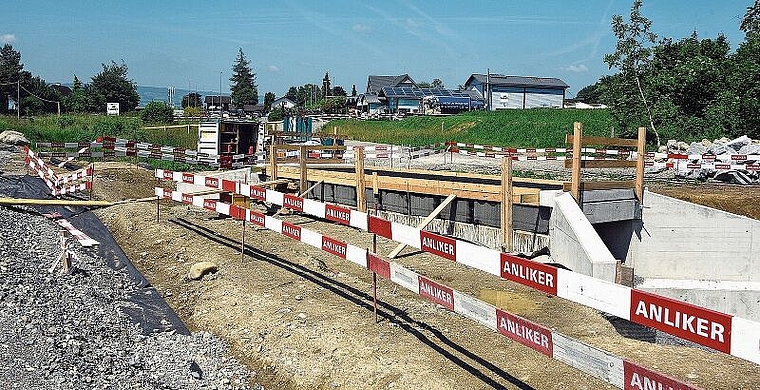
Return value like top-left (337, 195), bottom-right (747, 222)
top-left (269, 144), bottom-right (278, 180)
top-left (372, 172), bottom-right (379, 196)
top-left (354, 147), bottom-right (366, 212)
top-left (299, 145), bottom-right (307, 194)
top-left (241, 220), bottom-right (246, 261)
top-left (89, 163), bottom-right (94, 200)
top-left (571, 122), bottom-right (583, 203)
top-left (635, 126), bottom-right (646, 204)
top-left (501, 156), bottom-right (513, 252)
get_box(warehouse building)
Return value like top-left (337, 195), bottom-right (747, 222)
top-left (463, 74), bottom-right (568, 110)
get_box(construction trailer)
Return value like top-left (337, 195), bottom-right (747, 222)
top-left (197, 120), bottom-right (260, 158)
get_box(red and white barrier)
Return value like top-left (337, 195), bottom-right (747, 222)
top-left (156, 168), bottom-right (760, 366)
top-left (155, 186), bottom-right (702, 389)
top-left (43, 212), bottom-right (99, 247)
top-left (55, 164), bottom-right (93, 186)
top-left (24, 147), bottom-right (93, 197)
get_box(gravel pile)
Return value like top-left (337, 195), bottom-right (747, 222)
top-left (0, 205), bottom-right (257, 390)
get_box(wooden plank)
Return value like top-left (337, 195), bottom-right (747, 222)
top-left (275, 166), bottom-right (542, 203)
top-left (501, 157), bottom-right (513, 252)
top-left (571, 122), bottom-right (582, 202)
top-left (562, 180), bottom-right (636, 191)
top-left (563, 160), bottom-right (638, 169)
top-left (355, 147), bottom-right (366, 212)
top-left (269, 144), bottom-right (278, 180)
top-left (277, 158), bottom-right (346, 165)
top-left (365, 166), bottom-right (563, 188)
top-left (387, 193), bottom-right (457, 259)
top-left (636, 126), bottom-right (646, 204)
top-left (276, 144), bottom-right (347, 151)
top-left (564, 134), bottom-right (639, 147)
top-left (299, 146), bottom-right (307, 194)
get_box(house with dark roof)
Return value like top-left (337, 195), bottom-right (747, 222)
top-left (463, 74), bottom-right (569, 110)
top-left (357, 74), bottom-right (418, 114)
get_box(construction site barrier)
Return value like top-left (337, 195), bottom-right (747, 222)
top-left (154, 186), bottom-right (701, 389)
top-left (155, 169), bottom-right (760, 366)
top-left (43, 212), bottom-right (98, 247)
top-left (24, 147), bottom-right (93, 197)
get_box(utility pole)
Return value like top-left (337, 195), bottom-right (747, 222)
top-left (17, 78), bottom-right (20, 119)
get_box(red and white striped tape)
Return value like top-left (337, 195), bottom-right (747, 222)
top-left (24, 147), bottom-right (92, 196)
top-left (43, 212), bottom-right (99, 247)
top-left (155, 186), bottom-right (702, 389)
top-left (155, 169), bottom-right (760, 365)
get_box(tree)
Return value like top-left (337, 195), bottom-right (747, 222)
top-left (431, 78), bottom-right (444, 88)
top-left (230, 48), bottom-right (258, 107)
top-left (184, 106), bottom-right (202, 118)
top-left (417, 81), bottom-right (431, 88)
top-left (141, 101), bottom-right (174, 124)
top-left (351, 84), bottom-right (357, 96)
top-left (0, 44), bottom-right (23, 114)
top-left (181, 92), bottom-right (202, 108)
top-left (741, 0), bottom-right (760, 36)
top-left (322, 72), bottom-right (331, 98)
top-left (90, 60), bottom-right (140, 113)
top-left (332, 86), bottom-right (347, 96)
top-left (575, 82), bottom-right (604, 104)
top-left (604, 0), bottom-right (660, 145)
top-left (285, 86), bottom-right (298, 102)
top-left (264, 91), bottom-right (275, 111)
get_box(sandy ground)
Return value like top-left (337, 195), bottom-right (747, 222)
top-left (75, 159), bottom-right (760, 390)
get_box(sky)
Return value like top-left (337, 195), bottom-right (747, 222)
top-left (0, 1), bottom-right (752, 98)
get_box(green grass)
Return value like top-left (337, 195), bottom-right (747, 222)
top-left (0, 115), bottom-right (199, 149)
top-left (326, 109), bottom-right (616, 148)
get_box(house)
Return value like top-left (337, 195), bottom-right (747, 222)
top-left (204, 95), bottom-right (231, 111)
top-left (463, 74), bottom-right (569, 110)
top-left (271, 97), bottom-right (296, 110)
top-left (356, 74), bottom-right (418, 114)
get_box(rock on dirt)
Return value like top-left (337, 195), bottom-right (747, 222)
top-left (0, 130), bottom-right (29, 146)
top-left (189, 261), bottom-right (219, 280)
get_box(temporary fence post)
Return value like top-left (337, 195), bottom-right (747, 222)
top-left (372, 204), bottom-right (378, 323)
top-left (156, 195), bottom-right (160, 223)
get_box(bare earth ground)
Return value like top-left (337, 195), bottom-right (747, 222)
top-left (59, 158), bottom-right (757, 390)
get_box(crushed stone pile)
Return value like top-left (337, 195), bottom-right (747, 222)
top-left (0, 205), bottom-right (257, 390)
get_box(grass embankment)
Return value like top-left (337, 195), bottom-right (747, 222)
top-left (0, 115), bottom-right (201, 171)
top-left (0, 115), bottom-right (198, 150)
top-left (326, 109), bottom-right (616, 148)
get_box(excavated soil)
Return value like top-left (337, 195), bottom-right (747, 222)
top-left (5, 149), bottom-right (755, 389)
top-left (63, 158), bottom-right (758, 390)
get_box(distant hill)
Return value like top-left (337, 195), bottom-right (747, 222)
top-left (137, 86), bottom-right (217, 108)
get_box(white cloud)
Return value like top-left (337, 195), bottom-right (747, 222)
top-left (268, 65), bottom-right (279, 72)
top-left (405, 18), bottom-right (419, 28)
top-left (564, 64), bottom-right (589, 73)
top-left (352, 23), bottom-right (371, 32)
top-left (1, 34), bottom-right (16, 44)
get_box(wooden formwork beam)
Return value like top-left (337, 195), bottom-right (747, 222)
top-left (355, 147), bottom-right (366, 212)
top-left (571, 122), bottom-right (583, 203)
top-left (501, 156), bottom-right (513, 252)
top-left (635, 126), bottom-right (646, 204)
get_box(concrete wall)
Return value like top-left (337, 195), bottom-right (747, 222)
top-left (637, 278), bottom-right (760, 322)
top-left (376, 210), bottom-right (549, 254)
top-left (547, 192), bottom-right (618, 282)
top-left (624, 190), bottom-right (760, 282)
